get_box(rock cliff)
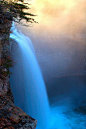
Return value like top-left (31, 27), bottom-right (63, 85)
top-left (0, 5), bottom-right (37, 129)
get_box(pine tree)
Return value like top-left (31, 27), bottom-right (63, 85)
top-left (0, 0), bottom-right (37, 26)
top-left (0, 0), bottom-right (37, 75)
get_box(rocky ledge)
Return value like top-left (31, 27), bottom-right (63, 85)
top-left (0, 78), bottom-right (37, 129)
top-left (0, 65), bottom-right (37, 129)
top-left (0, 97), bottom-right (37, 129)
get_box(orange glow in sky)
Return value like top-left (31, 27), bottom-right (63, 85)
top-left (24, 0), bottom-right (86, 35)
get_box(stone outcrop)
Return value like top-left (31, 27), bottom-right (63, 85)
top-left (0, 5), bottom-right (37, 129)
top-left (0, 96), bottom-right (37, 129)
top-left (0, 76), bottom-right (37, 129)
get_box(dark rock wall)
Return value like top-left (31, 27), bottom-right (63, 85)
top-left (0, 6), bottom-right (37, 129)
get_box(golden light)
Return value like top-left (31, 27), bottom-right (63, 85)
top-left (24, 0), bottom-right (86, 36)
top-left (29, 0), bottom-right (77, 22)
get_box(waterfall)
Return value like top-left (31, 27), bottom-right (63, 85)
top-left (10, 23), bottom-right (51, 129)
top-left (10, 23), bottom-right (72, 129)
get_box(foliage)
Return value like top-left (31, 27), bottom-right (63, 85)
top-left (0, 0), bottom-right (37, 77)
top-left (2, 57), bottom-right (12, 69)
top-left (0, 0), bottom-right (37, 26)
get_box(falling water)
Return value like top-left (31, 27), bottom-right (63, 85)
top-left (10, 23), bottom-right (86, 129)
top-left (10, 23), bottom-right (51, 129)
top-left (10, 23), bottom-right (74, 129)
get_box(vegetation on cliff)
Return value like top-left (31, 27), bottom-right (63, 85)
top-left (0, 0), bottom-right (37, 25)
top-left (0, 0), bottom-right (36, 77)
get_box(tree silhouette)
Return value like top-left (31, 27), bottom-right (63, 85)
top-left (0, 0), bottom-right (37, 75)
top-left (0, 0), bottom-right (37, 26)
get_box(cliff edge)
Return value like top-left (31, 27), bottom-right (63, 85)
top-left (0, 5), bottom-right (37, 129)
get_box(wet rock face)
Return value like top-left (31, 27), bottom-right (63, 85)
top-left (0, 78), bottom-right (9, 96)
top-left (0, 96), bottom-right (37, 129)
top-left (0, 68), bottom-right (37, 129)
top-left (0, 74), bottom-right (37, 129)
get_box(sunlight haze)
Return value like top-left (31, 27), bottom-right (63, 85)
top-left (24, 0), bottom-right (86, 36)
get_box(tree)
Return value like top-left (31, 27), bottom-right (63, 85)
top-left (0, 0), bottom-right (37, 76)
top-left (0, 0), bottom-right (37, 26)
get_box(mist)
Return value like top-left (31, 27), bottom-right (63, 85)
top-left (14, 0), bottom-right (86, 106)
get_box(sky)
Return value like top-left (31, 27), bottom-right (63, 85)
top-left (21, 0), bottom-right (85, 38)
